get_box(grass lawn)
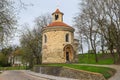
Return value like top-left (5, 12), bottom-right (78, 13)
top-left (40, 64), bottom-right (116, 79)
top-left (78, 53), bottom-right (114, 64)
top-left (0, 66), bottom-right (27, 70)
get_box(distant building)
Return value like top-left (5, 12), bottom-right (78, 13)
top-left (41, 9), bottom-right (79, 63)
top-left (8, 55), bottom-right (23, 66)
top-left (99, 48), bottom-right (117, 53)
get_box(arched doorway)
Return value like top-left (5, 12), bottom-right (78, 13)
top-left (66, 52), bottom-right (69, 61)
top-left (63, 44), bottom-right (74, 62)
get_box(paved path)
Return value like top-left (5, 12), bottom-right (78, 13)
top-left (26, 70), bottom-right (78, 80)
top-left (78, 64), bottom-right (120, 80)
top-left (0, 70), bottom-right (48, 80)
top-left (1, 65), bottom-right (119, 80)
top-left (0, 70), bottom-right (77, 80)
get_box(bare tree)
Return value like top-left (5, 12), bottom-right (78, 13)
top-left (92, 0), bottom-right (120, 63)
top-left (0, 0), bottom-right (16, 46)
top-left (20, 14), bottom-right (51, 67)
top-left (75, 0), bottom-right (120, 63)
top-left (74, 0), bottom-right (101, 62)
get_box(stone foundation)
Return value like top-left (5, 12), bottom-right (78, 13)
top-left (33, 66), bottom-right (106, 80)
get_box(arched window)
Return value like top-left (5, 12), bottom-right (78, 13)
top-left (65, 34), bottom-right (69, 42)
top-left (44, 35), bottom-right (47, 43)
top-left (55, 14), bottom-right (59, 20)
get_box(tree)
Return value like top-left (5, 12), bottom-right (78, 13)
top-left (20, 14), bottom-right (51, 68)
top-left (74, 0), bottom-right (100, 62)
top-left (91, 0), bottom-right (120, 63)
top-left (0, 46), bottom-right (13, 66)
top-left (0, 0), bottom-right (16, 46)
top-left (74, 0), bottom-right (120, 63)
top-left (0, 53), bottom-right (8, 67)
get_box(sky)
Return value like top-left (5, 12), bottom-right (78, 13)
top-left (18, 0), bottom-right (79, 26)
top-left (11, 0), bottom-right (80, 46)
top-left (10, 0), bottom-right (89, 53)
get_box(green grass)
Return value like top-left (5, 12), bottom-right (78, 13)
top-left (0, 66), bottom-right (27, 70)
top-left (39, 64), bottom-right (115, 79)
top-left (78, 53), bottom-right (114, 64)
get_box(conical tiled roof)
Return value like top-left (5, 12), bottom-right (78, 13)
top-left (47, 22), bottom-right (71, 27)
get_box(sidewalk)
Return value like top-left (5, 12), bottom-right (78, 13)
top-left (23, 70), bottom-right (78, 80)
top-left (0, 71), bottom-right (2, 73)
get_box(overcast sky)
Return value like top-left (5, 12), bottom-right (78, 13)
top-left (11, 0), bottom-right (80, 45)
top-left (10, 0), bottom-right (89, 53)
top-left (18, 0), bottom-right (79, 26)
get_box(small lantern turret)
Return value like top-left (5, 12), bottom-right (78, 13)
top-left (52, 9), bottom-right (64, 22)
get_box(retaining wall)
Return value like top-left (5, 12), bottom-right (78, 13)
top-left (33, 66), bottom-right (106, 80)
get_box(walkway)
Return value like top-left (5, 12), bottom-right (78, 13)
top-left (0, 65), bottom-right (119, 80)
top-left (0, 70), bottom-right (78, 80)
top-left (0, 70), bottom-right (48, 80)
top-left (24, 70), bottom-right (78, 80)
top-left (78, 64), bottom-right (120, 80)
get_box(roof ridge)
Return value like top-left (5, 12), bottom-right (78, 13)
top-left (47, 22), bottom-right (71, 27)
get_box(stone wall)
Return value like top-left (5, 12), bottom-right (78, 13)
top-left (33, 66), bottom-right (106, 80)
top-left (42, 27), bottom-right (74, 63)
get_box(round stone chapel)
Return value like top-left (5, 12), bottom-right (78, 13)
top-left (42, 9), bottom-right (79, 63)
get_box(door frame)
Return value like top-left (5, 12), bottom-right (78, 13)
top-left (63, 44), bottom-right (74, 62)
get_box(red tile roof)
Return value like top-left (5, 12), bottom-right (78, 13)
top-left (47, 22), bottom-right (71, 27)
top-left (52, 9), bottom-right (64, 15)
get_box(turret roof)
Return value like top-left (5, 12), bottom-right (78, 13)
top-left (52, 9), bottom-right (64, 15)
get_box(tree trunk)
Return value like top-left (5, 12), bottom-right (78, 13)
top-left (101, 44), bottom-right (105, 54)
top-left (110, 48), bottom-right (116, 64)
top-left (101, 35), bottom-right (105, 54)
top-left (80, 36), bottom-right (84, 54)
top-left (90, 36), bottom-right (98, 63)
top-left (29, 60), bottom-right (33, 69)
top-left (36, 56), bottom-right (41, 64)
top-left (116, 47), bottom-right (120, 64)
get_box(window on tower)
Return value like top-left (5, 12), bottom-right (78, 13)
top-left (65, 34), bottom-right (69, 42)
top-left (44, 35), bottom-right (47, 43)
top-left (55, 14), bottom-right (59, 20)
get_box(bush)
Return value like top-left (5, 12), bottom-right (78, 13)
top-left (0, 53), bottom-right (11, 67)
top-left (88, 50), bottom-right (94, 54)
